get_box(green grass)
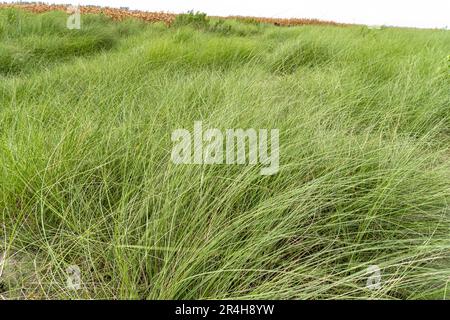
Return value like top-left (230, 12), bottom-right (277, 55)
top-left (0, 8), bottom-right (145, 74)
top-left (0, 8), bottom-right (449, 300)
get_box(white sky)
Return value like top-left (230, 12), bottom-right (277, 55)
top-left (7, 0), bottom-right (450, 28)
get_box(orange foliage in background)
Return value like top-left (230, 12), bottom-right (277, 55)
top-left (0, 3), bottom-right (176, 24)
top-left (0, 2), bottom-right (345, 27)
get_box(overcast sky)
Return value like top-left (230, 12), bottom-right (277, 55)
top-left (7, 0), bottom-right (450, 28)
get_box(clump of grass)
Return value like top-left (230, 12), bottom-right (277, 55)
top-left (29, 32), bottom-right (116, 59)
top-left (172, 10), bottom-right (209, 29)
top-left (209, 18), bottom-right (264, 36)
top-left (0, 8), bottom-right (143, 75)
top-left (269, 40), bottom-right (332, 74)
top-left (0, 44), bottom-right (30, 74)
top-left (172, 11), bottom-right (263, 37)
top-left (147, 35), bottom-right (259, 70)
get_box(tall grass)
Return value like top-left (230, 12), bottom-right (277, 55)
top-left (0, 8), bottom-right (449, 299)
top-left (0, 8), bottom-right (144, 75)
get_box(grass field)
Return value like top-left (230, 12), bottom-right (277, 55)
top-left (0, 8), bottom-right (449, 299)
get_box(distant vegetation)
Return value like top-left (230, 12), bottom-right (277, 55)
top-left (172, 10), bottom-right (264, 36)
top-left (0, 3), bottom-right (345, 26)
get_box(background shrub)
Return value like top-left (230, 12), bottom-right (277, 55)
top-left (172, 10), bottom-right (209, 30)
